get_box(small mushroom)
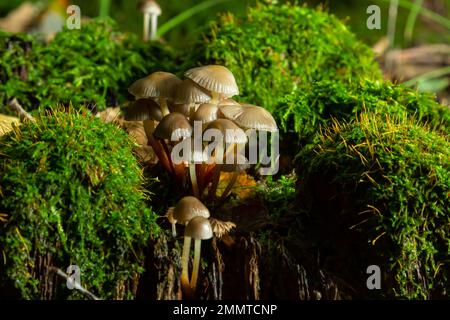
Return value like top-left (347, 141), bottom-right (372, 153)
top-left (218, 98), bottom-right (240, 107)
top-left (167, 196), bottom-right (210, 237)
top-left (192, 103), bottom-right (220, 128)
top-left (128, 72), bottom-right (182, 116)
top-left (181, 216), bottom-right (213, 294)
top-left (174, 79), bottom-right (212, 119)
top-left (124, 98), bottom-right (163, 138)
top-left (219, 104), bottom-right (278, 132)
top-left (138, 0), bottom-right (161, 42)
top-left (154, 113), bottom-right (192, 175)
top-left (185, 65), bottom-right (239, 103)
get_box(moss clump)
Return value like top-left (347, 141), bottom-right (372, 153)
top-left (191, 0), bottom-right (381, 111)
top-left (0, 19), bottom-right (177, 114)
top-left (0, 109), bottom-right (158, 299)
top-left (296, 113), bottom-right (450, 299)
top-left (279, 80), bottom-right (450, 143)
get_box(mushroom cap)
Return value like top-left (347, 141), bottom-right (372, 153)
top-left (193, 103), bottom-right (219, 125)
top-left (169, 102), bottom-right (190, 117)
top-left (185, 216), bottom-right (213, 240)
top-left (218, 98), bottom-right (240, 107)
top-left (222, 153), bottom-right (250, 172)
top-left (139, 0), bottom-right (161, 15)
top-left (125, 98), bottom-right (163, 121)
top-left (128, 72), bottom-right (181, 100)
top-left (174, 79), bottom-right (211, 104)
top-left (205, 119), bottom-right (247, 144)
top-left (154, 112), bottom-right (192, 141)
top-left (185, 65), bottom-right (239, 97)
top-left (220, 104), bottom-right (278, 132)
top-left (173, 196), bottom-right (210, 225)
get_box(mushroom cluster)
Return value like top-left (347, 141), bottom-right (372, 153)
top-left (167, 196), bottom-right (213, 297)
top-left (126, 65), bottom-right (278, 201)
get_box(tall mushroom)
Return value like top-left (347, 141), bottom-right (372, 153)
top-left (128, 71), bottom-right (181, 116)
top-left (181, 216), bottom-right (213, 294)
top-left (185, 65), bottom-right (239, 104)
top-left (167, 196), bottom-right (210, 237)
top-left (138, 0), bottom-right (161, 42)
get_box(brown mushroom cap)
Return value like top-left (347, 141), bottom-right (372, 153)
top-left (169, 102), bottom-right (190, 117)
top-left (174, 79), bottom-right (212, 104)
top-left (128, 72), bottom-right (181, 100)
top-left (125, 98), bottom-right (163, 121)
top-left (173, 196), bottom-right (210, 224)
top-left (193, 103), bottom-right (219, 125)
top-left (185, 65), bottom-right (239, 97)
top-left (220, 104), bottom-right (278, 132)
top-left (185, 216), bottom-right (213, 240)
top-left (154, 112), bottom-right (192, 141)
top-left (205, 119), bottom-right (247, 144)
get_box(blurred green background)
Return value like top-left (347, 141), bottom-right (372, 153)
top-left (1, 0), bottom-right (448, 49)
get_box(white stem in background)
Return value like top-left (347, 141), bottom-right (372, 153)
top-left (150, 14), bottom-right (159, 41)
top-left (143, 13), bottom-right (150, 42)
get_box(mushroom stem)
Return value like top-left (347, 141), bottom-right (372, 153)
top-left (159, 98), bottom-right (170, 116)
top-left (219, 171), bottom-right (239, 201)
top-left (209, 164), bottom-right (222, 199)
top-left (143, 119), bottom-right (155, 140)
top-left (181, 236), bottom-right (192, 294)
top-left (189, 103), bottom-right (195, 121)
top-left (171, 222), bottom-right (177, 237)
top-left (148, 135), bottom-right (172, 173)
top-left (143, 13), bottom-right (150, 42)
top-left (210, 92), bottom-right (220, 104)
top-left (189, 163), bottom-right (199, 198)
top-left (190, 239), bottom-right (202, 289)
top-left (160, 139), bottom-right (175, 174)
top-left (150, 13), bottom-right (158, 41)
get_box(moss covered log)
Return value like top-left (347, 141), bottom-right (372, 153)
top-left (0, 109), bottom-right (158, 299)
top-left (295, 112), bottom-right (450, 299)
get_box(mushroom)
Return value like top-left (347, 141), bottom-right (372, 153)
top-left (167, 196), bottom-right (210, 237)
top-left (174, 79), bottom-right (212, 120)
top-left (219, 104), bottom-right (278, 132)
top-left (138, 0), bottom-right (161, 42)
top-left (192, 103), bottom-right (220, 128)
top-left (124, 98), bottom-right (163, 139)
top-left (204, 119), bottom-right (247, 199)
top-left (181, 216), bottom-right (213, 293)
top-left (128, 71), bottom-right (182, 116)
top-left (185, 65), bottom-right (239, 104)
top-left (153, 112), bottom-right (192, 175)
top-left (218, 98), bottom-right (240, 107)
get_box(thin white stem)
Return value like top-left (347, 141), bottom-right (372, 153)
top-left (189, 164), bottom-right (199, 198)
top-left (172, 223), bottom-right (177, 237)
top-left (150, 14), bottom-right (158, 41)
top-left (143, 13), bottom-right (150, 42)
top-left (190, 239), bottom-right (202, 289)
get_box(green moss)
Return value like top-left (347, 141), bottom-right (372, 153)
top-left (190, 0), bottom-right (381, 111)
top-left (296, 112), bottom-right (450, 299)
top-left (0, 19), bottom-right (176, 115)
top-left (0, 108), bottom-right (158, 299)
top-left (279, 80), bottom-right (450, 143)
